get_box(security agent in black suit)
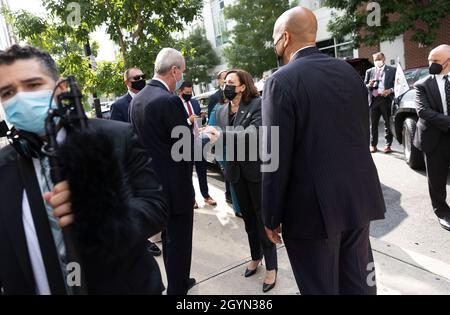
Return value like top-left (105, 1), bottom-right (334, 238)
top-left (130, 48), bottom-right (196, 295)
top-left (110, 67), bottom-right (146, 123)
top-left (364, 52), bottom-right (396, 153)
top-left (203, 69), bottom-right (278, 293)
top-left (110, 67), bottom-right (162, 257)
top-left (262, 7), bottom-right (386, 295)
top-left (0, 45), bottom-right (167, 294)
top-left (413, 45), bottom-right (450, 231)
top-left (207, 70), bottom-right (228, 119)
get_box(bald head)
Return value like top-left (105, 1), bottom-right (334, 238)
top-left (429, 44), bottom-right (450, 75)
top-left (274, 6), bottom-right (317, 44)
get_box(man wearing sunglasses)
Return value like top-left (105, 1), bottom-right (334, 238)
top-left (110, 68), bottom-right (146, 123)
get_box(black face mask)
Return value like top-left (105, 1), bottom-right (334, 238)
top-left (182, 93), bottom-right (192, 102)
top-left (277, 54), bottom-right (285, 68)
top-left (223, 84), bottom-right (238, 101)
top-left (429, 63), bottom-right (443, 75)
top-left (131, 79), bottom-right (146, 91)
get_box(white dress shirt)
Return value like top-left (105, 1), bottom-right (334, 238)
top-left (152, 77), bottom-right (170, 92)
top-left (435, 74), bottom-right (448, 115)
top-left (22, 129), bottom-right (67, 295)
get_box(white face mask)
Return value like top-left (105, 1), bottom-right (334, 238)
top-left (374, 60), bottom-right (384, 68)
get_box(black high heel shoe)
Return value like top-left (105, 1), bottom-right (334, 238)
top-left (244, 260), bottom-right (261, 278)
top-left (262, 270), bottom-right (277, 293)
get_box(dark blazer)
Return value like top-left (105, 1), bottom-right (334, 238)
top-left (213, 97), bottom-right (262, 184)
top-left (0, 119), bottom-right (167, 294)
top-left (414, 75), bottom-right (450, 153)
top-left (208, 89), bottom-right (223, 117)
top-left (364, 65), bottom-right (396, 105)
top-left (262, 47), bottom-right (386, 240)
top-left (110, 92), bottom-right (132, 122)
top-left (130, 80), bottom-right (195, 215)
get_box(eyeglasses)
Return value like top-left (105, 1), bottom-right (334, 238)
top-left (131, 74), bottom-right (146, 81)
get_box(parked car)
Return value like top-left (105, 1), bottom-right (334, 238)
top-left (390, 66), bottom-right (429, 169)
top-left (345, 57), bottom-right (373, 79)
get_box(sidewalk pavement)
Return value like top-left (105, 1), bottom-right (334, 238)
top-left (154, 175), bottom-right (450, 295)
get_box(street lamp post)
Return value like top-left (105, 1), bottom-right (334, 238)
top-left (84, 41), bottom-right (102, 118)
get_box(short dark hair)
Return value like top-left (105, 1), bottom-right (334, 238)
top-left (123, 67), bottom-right (142, 81)
top-left (0, 44), bottom-right (59, 81)
top-left (225, 69), bottom-right (259, 104)
top-left (180, 81), bottom-right (193, 90)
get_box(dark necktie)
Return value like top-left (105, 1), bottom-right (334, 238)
top-left (444, 75), bottom-right (450, 116)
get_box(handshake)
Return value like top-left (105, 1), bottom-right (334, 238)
top-left (199, 125), bottom-right (221, 144)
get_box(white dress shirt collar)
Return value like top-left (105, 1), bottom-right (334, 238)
top-left (128, 90), bottom-right (137, 99)
top-left (152, 78), bottom-right (171, 92)
top-left (290, 45), bottom-right (317, 61)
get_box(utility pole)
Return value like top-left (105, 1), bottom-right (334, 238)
top-left (84, 41), bottom-right (102, 118)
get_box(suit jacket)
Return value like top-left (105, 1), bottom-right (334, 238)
top-left (110, 92), bottom-right (132, 123)
top-left (130, 80), bottom-right (195, 215)
top-left (262, 47), bottom-right (386, 240)
top-left (208, 89), bottom-right (223, 118)
top-left (364, 65), bottom-right (396, 106)
top-left (0, 119), bottom-right (167, 294)
top-left (413, 75), bottom-right (450, 153)
top-left (213, 97), bottom-right (262, 184)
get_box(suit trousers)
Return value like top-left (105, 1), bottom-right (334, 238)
top-left (370, 96), bottom-right (393, 147)
top-left (195, 160), bottom-right (210, 199)
top-left (424, 133), bottom-right (450, 216)
top-left (234, 177), bottom-right (277, 270)
top-left (284, 224), bottom-right (376, 295)
top-left (162, 209), bottom-right (194, 295)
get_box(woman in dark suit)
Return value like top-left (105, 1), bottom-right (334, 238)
top-left (207, 69), bottom-right (277, 292)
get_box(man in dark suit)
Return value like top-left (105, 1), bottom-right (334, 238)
top-left (364, 52), bottom-right (396, 154)
top-left (262, 7), bottom-right (386, 295)
top-left (110, 67), bottom-right (162, 257)
top-left (413, 44), bottom-right (450, 231)
top-left (110, 67), bottom-right (146, 123)
top-left (178, 81), bottom-right (217, 208)
top-left (0, 45), bottom-right (167, 294)
top-left (130, 48), bottom-right (196, 295)
top-left (207, 70), bottom-right (227, 118)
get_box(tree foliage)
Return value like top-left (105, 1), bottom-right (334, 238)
top-left (176, 27), bottom-right (220, 85)
top-left (325, 0), bottom-right (450, 48)
top-left (223, 0), bottom-right (290, 77)
top-left (42, 0), bottom-right (204, 76)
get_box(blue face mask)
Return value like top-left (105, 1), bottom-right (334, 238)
top-left (175, 73), bottom-right (185, 91)
top-left (3, 90), bottom-right (57, 136)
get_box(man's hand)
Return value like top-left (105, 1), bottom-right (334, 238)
top-left (43, 180), bottom-right (74, 228)
top-left (368, 80), bottom-right (375, 88)
top-left (188, 115), bottom-right (198, 124)
top-left (265, 225), bottom-right (283, 244)
top-left (381, 89), bottom-right (392, 97)
top-left (200, 125), bottom-right (220, 144)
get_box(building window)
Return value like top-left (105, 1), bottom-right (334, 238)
top-left (211, 0), bottom-right (228, 47)
top-left (317, 37), bottom-right (354, 59)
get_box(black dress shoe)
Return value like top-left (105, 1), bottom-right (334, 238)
top-left (438, 213), bottom-right (450, 231)
top-left (187, 278), bottom-right (196, 290)
top-left (146, 241), bottom-right (161, 256)
top-left (262, 281), bottom-right (276, 293)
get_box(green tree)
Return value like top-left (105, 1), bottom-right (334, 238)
top-left (223, 0), bottom-right (290, 77)
top-left (177, 27), bottom-right (220, 85)
top-left (325, 0), bottom-right (450, 48)
top-left (2, 9), bottom-right (97, 100)
top-left (42, 0), bottom-right (204, 76)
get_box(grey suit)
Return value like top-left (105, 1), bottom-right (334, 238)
top-left (214, 97), bottom-right (277, 271)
